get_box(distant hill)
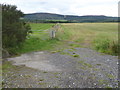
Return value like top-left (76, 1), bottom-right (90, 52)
top-left (23, 13), bottom-right (118, 23)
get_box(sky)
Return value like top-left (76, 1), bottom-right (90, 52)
top-left (0, 0), bottom-right (119, 17)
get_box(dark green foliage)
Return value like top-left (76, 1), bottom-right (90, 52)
top-left (24, 19), bottom-right (74, 23)
top-left (2, 4), bottom-right (31, 54)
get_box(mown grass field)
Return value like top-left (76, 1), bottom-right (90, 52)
top-left (13, 23), bottom-right (118, 55)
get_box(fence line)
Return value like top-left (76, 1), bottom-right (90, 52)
top-left (31, 23), bottom-right (61, 39)
top-left (31, 29), bottom-right (49, 31)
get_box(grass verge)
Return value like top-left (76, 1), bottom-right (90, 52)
top-left (93, 37), bottom-right (119, 55)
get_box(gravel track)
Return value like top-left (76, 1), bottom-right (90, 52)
top-left (2, 47), bottom-right (118, 88)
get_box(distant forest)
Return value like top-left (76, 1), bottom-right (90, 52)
top-left (23, 13), bottom-right (119, 23)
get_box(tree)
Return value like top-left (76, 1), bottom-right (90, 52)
top-left (2, 4), bottom-right (31, 54)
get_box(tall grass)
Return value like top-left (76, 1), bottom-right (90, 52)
top-left (93, 38), bottom-right (119, 55)
top-left (92, 32), bottom-right (119, 55)
top-left (60, 23), bottom-right (118, 55)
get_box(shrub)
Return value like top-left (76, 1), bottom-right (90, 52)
top-left (2, 4), bottom-right (31, 55)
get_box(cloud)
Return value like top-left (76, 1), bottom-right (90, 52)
top-left (0, 0), bottom-right (119, 16)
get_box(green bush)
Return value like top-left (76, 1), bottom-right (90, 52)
top-left (2, 4), bottom-right (31, 55)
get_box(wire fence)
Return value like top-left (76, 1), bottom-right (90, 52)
top-left (31, 23), bottom-right (61, 39)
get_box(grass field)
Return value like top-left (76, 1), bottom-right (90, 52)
top-left (11, 23), bottom-right (59, 54)
top-left (30, 23), bottom-right (55, 30)
top-left (60, 23), bottom-right (118, 55)
top-left (13, 23), bottom-right (118, 55)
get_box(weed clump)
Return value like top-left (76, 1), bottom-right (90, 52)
top-left (93, 39), bottom-right (119, 56)
top-left (72, 54), bottom-right (79, 57)
top-left (39, 79), bottom-right (44, 81)
top-left (51, 51), bottom-right (57, 53)
top-left (69, 43), bottom-right (81, 47)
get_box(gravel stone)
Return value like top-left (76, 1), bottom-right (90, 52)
top-left (3, 47), bottom-right (118, 88)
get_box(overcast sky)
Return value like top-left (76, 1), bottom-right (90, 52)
top-left (0, 0), bottom-right (119, 16)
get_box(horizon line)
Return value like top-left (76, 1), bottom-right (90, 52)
top-left (24, 12), bottom-right (118, 17)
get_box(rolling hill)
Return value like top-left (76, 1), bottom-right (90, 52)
top-left (23, 13), bottom-right (118, 23)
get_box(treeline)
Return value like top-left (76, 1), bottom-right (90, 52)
top-left (24, 19), bottom-right (75, 23)
top-left (2, 4), bottom-right (31, 57)
top-left (24, 19), bottom-right (118, 23)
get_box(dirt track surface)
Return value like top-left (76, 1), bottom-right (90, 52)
top-left (3, 47), bottom-right (118, 88)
